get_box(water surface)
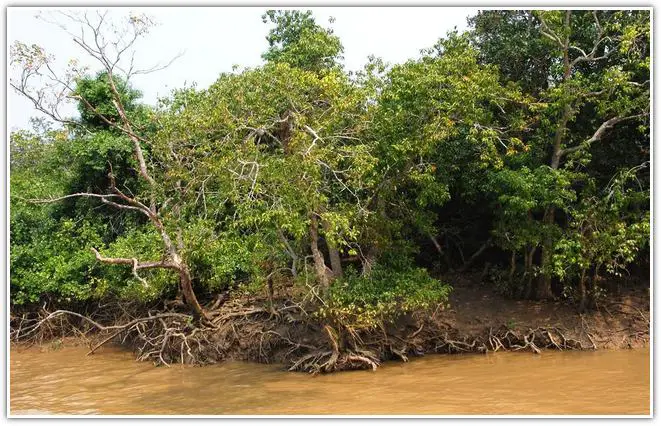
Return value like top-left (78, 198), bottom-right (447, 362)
top-left (10, 345), bottom-right (650, 415)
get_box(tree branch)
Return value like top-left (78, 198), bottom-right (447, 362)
top-left (28, 192), bottom-right (118, 204)
top-left (458, 238), bottom-right (493, 273)
top-left (303, 125), bottom-right (323, 156)
top-left (570, 11), bottom-right (612, 67)
top-left (559, 113), bottom-right (649, 158)
top-left (91, 248), bottom-right (178, 288)
top-left (90, 248), bottom-right (176, 270)
top-left (538, 15), bottom-right (565, 49)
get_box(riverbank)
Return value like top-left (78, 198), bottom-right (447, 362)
top-left (436, 274), bottom-right (649, 351)
top-left (10, 274), bottom-right (649, 373)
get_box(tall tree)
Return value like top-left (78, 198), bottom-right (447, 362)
top-left (262, 10), bottom-right (344, 73)
top-left (11, 11), bottom-right (209, 319)
top-left (533, 10), bottom-right (649, 299)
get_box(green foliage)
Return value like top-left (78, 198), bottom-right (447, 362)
top-left (74, 71), bottom-right (142, 130)
top-left (262, 10), bottom-right (343, 73)
top-left (9, 9), bottom-right (650, 314)
top-left (470, 10), bottom-right (650, 301)
top-left (320, 262), bottom-right (451, 329)
top-left (155, 60), bottom-right (373, 280)
top-left (181, 221), bottom-right (272, 292)
top-left (10, 217), bottom-right (107, 305)
top-left (9, 91), bottom-right (145, 306)
top-left (489, 166), bottom-right (577, 251)
top-left (10, 130), bottom-right (104, 305)
top-left (469, 11), bottom-right (555, 94)
top-left (552, 166), bottom-right (650, 288)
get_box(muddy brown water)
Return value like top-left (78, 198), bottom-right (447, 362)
top-left (10, 345), bottom-right (649, 415)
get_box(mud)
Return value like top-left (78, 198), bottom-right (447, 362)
top-left (10, 275), bottom-right (649, 373)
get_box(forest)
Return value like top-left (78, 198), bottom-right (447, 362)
top-left (9, 9), bottom-right (650, 372)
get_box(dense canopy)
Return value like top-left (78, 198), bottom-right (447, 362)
top-left (10, 9), bottom-right (650, 329)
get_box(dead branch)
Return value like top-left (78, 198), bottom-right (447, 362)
top-left (559, 113), bottom-right (649, 158)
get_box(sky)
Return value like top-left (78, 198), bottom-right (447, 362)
top-left (7, 7), bottom-right (477, 131)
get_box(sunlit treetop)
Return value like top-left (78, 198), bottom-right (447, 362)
top-left (261, 9), bottom-right (344, 73)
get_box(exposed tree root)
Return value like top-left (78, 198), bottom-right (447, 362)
top-left (289, 349), bottom-right (380, 374)
top-left (10, 292), bottom-right (648, 373)
top-left (481, 326), bottom-right (587, 353)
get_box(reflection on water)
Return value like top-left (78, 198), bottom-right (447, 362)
top-left (10, 345), bottom-right (649, 415)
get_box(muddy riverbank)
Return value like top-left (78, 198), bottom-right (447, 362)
top-left (10, 275), bottom-right (649, 373)
top-left (436, 275), bottom-right (649, 351)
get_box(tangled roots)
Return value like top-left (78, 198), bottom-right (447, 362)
top-left (11, 301), bottom-right (604, 373)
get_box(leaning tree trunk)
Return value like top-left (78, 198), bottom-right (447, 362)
top-left (177, 263), bottom-right (208, 320)
top-left (152, 219), bottom-right (209, 320)
top-left (429, 233), bottom-right (454, 272)
top-left (91, 244), bottom-right (209, 321)
top-left (458, 238), bottom-right (493, 273)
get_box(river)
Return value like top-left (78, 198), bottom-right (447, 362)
top-left (10, 345), bottom-right (649, 415)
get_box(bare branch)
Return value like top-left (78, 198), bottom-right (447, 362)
top-left (628, 80), bottom-right (650, 88)
top-left (91, 248), bottom-right (176, 270)
top-left (28, 192), bottom-right (119, 204)
top-left (91, 248), bottom-right (177, 289)
top-left (316, 159), bottom-right (362, 210)
top-left (560, 113), bottom-right (649, 158)
top-left (110, 97), bottom-right (157, 189)
top-left (68, 94), bottom-right (150, 143)
top-left (14, 10), bottom-right (209, 320)
top-left (568, 45), bottom-right (589, 58)
top-left (582, 88), bottom-right (609, 98)
top-left (10, 81), bottom-right (82, 129)
top-left (107, 170), bottom-right (153, 215)
top-left (124, 51), bottom-right (185, 78)
top-left (303, 125), bottom-right (323, 156)
top-left (99, 198), bottom-right (150, 215)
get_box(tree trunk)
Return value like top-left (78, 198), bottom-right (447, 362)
top-left (509, 251), bottom-right (517, 286)
top-left (589, 263), bottom-right (602, 309)
top-left (309, 213), bottom-right (330, 292)
top-left (537, 273), bottom-right (554, 300)
top-left (278, 229), bottom-right (298, 277)
top-left (177, 263), bottom-right (208, 320)
top-left (429, 233), bottom-right (454, 272)
top-left (458, 238), bottom-right (492, 273)
top-left (578, 268), bottom-right (587, 313)
top-left (321, 219), bottom-right (343, 278)
top-left (524, 246), bottom-right (537, 299)
top-left (538, 11), bottom-right (572, 301)
top-left (480, 262), bottom-right (491, 282)
top-left (362, 248), bottom-right (377, 277)
top-left (327, 246), bottom-right (343, 278)
top-left (537, 207), bottom-right (556, 300)
top-left (267, 275), bottom-right (275, 314)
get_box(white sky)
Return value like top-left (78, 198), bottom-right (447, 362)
top-left (7, 7), bottom-right (477, 131)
